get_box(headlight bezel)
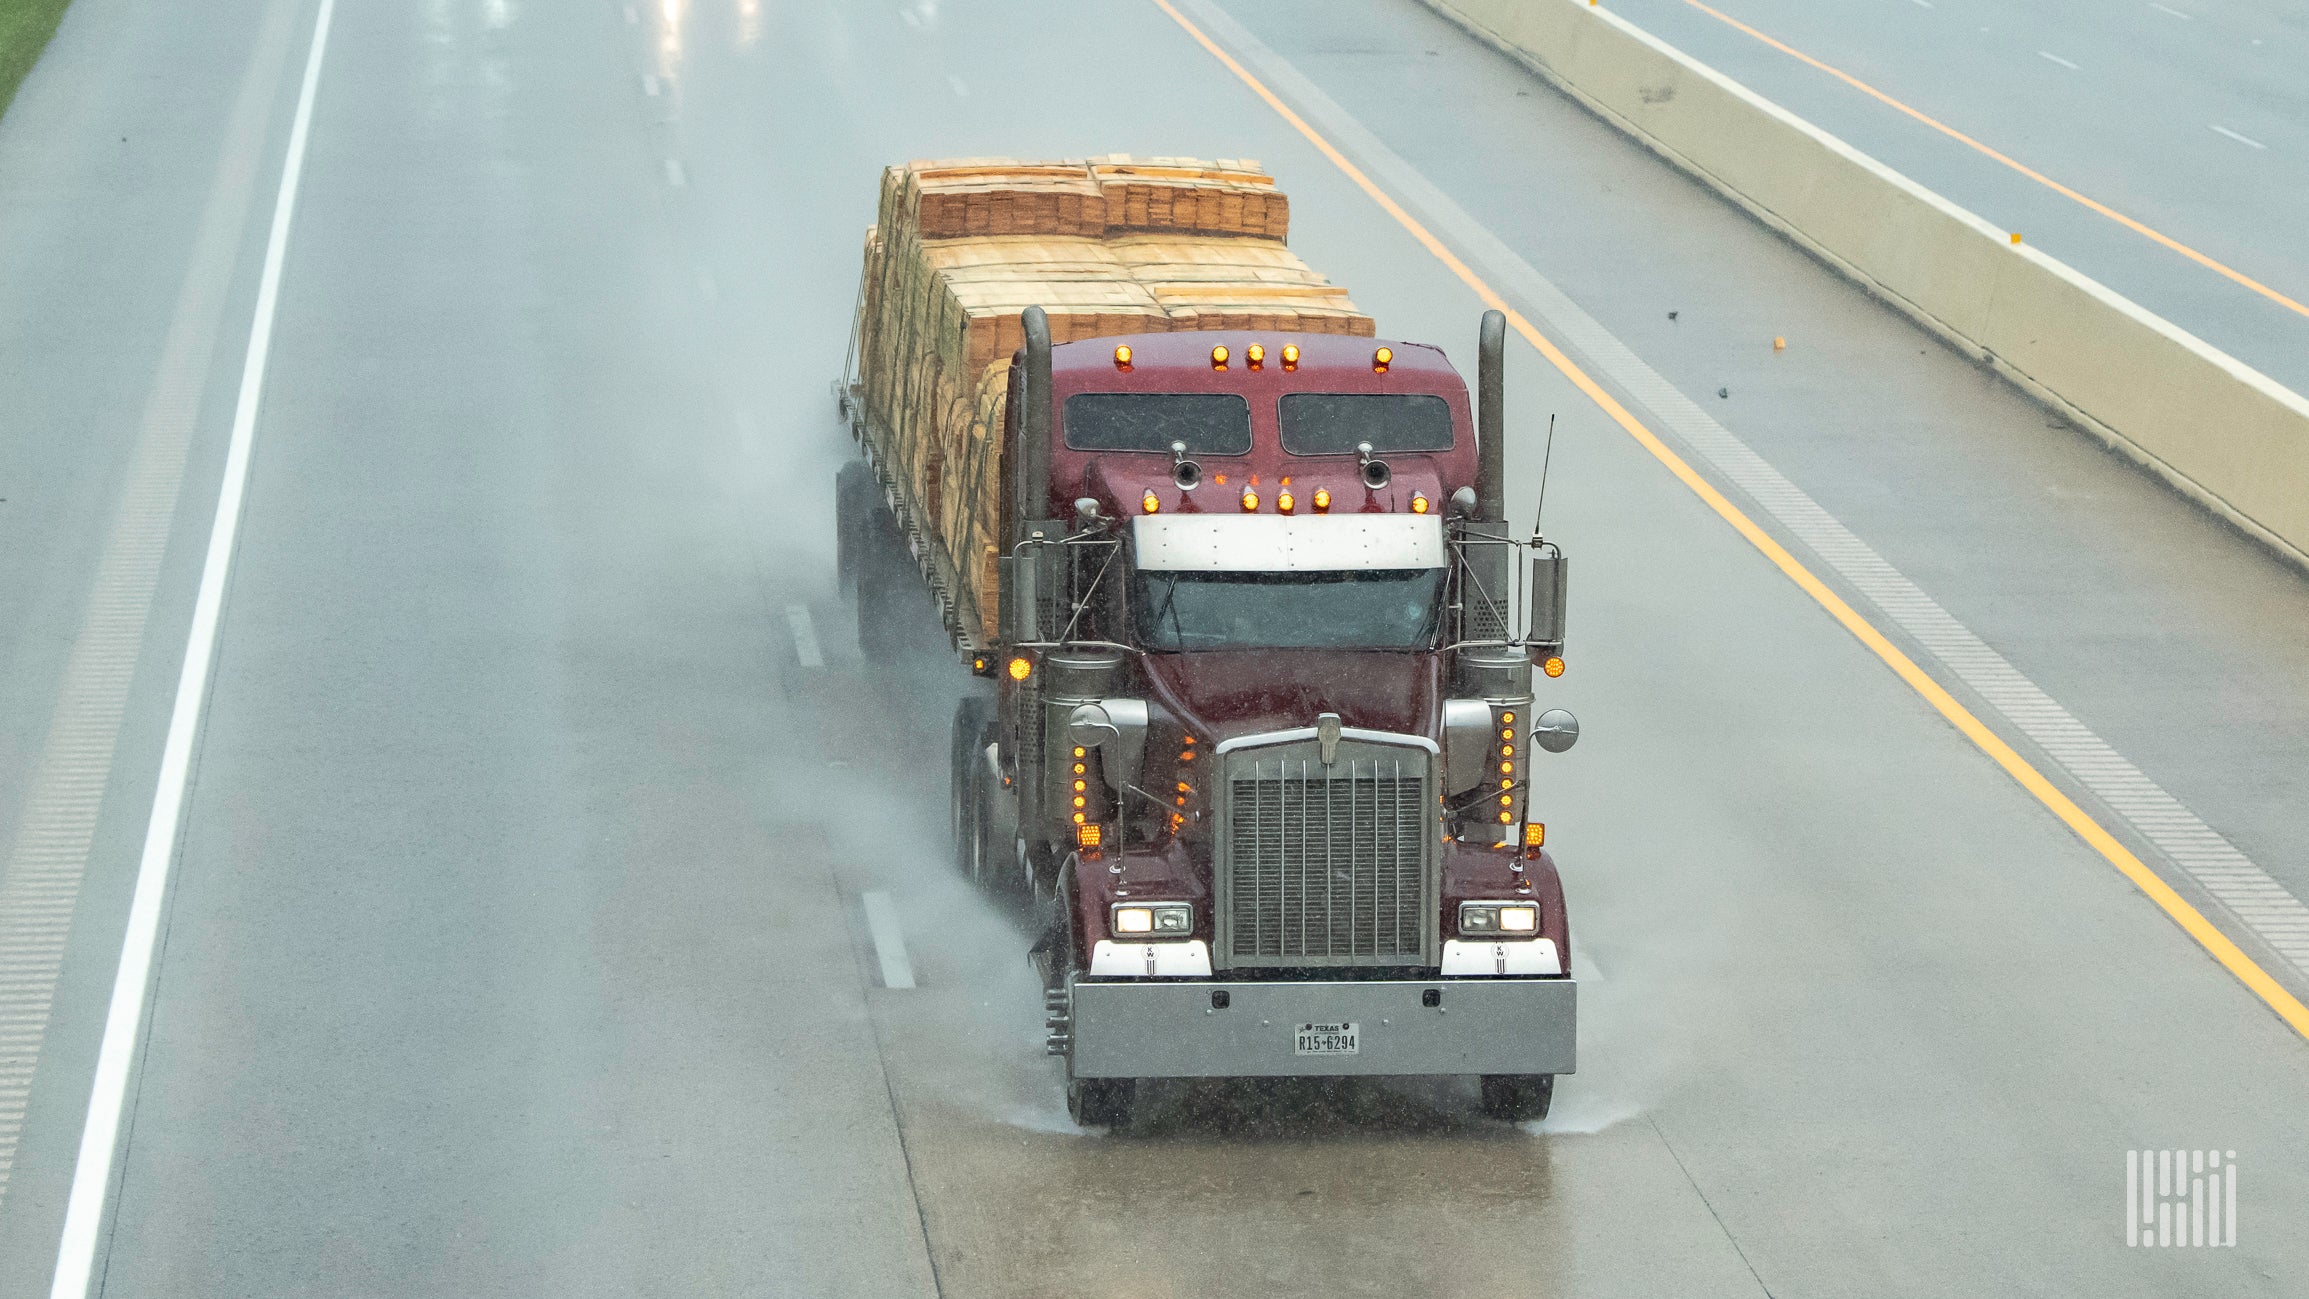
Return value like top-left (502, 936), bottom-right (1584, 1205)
top-left (1110, 901), bottom-right (1194, 938)
top-left (1458, 900), bottom-right (1541, 937)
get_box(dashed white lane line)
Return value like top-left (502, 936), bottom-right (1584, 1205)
top-left (1179, 0), bottom-right (2309, 985)
top-left (2149, 3), bottom-right (2190, 19)
top-left (48, 1), bottom-right (336, 1294)
top-left (785, 604), bottom-right (825, 668)
top-left (2037, 50), bottom-right (2079, 70)
top-left (861, 891), bottom-right (917, 990)
top-left (663, 158), bottom-right (687, 187)
top-left (2209, 125), bottom-right (2267, 150)
top-left (641, 73), bottom-right (660, 96)
top-left (623, 4), bottom-right (638, 24)
top-left (1907, 0), bottom-right (1933, 8)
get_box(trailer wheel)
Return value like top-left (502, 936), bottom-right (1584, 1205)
top-left (949, 694), bottom-right (995, 881)
top-left (1478, 1074), bottom-right (1554, 1122)
top-left (834, 460), bottom-right (875, 598)
top-left (854, 522), bottom-right (910, 662)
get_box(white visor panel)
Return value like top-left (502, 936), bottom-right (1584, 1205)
top-left (1131, 514), bottom-right (1446, 572)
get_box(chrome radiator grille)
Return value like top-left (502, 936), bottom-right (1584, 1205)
top-left (1216, 737), bottom-right (1438, 968)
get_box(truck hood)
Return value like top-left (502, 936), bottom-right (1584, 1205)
top-left (1137, 650), bottom-right (1441, 743)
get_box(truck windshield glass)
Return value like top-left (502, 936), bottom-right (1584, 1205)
top-left (1278, 392), bottom-right (1454, 454)
top-left (1063, 392), bottom-right (1252, 453)
top-left (1132, 568), bottom-right (1444, 651)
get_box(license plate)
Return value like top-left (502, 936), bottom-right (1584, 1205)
top-left (1294, 1021), bottom-right (1359, 1056)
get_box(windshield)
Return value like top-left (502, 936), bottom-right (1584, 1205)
top-left (1063, 392), bottom-right (1253, 453)
top-left (1279, 392), bottom-right (1455, 454)
top-left (1132, 567), bottom-right (1445, 651)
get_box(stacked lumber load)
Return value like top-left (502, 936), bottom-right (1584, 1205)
top-left (855, 156), bottom-right (1374, 641)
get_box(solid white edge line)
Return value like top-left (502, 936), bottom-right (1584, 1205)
top-left (860, 891), bottom-right (916, 990)
top-left (47, 0), bottom-right (336, 1293)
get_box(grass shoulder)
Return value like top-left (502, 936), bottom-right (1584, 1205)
top-left (1, 0), bottom-right (74, 120)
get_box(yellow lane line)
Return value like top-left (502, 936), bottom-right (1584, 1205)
top-left (1149, 0), bottom-right (2309, 1042)
top-left (1673, 0), bottom-right (2309, 323)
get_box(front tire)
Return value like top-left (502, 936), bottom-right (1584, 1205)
top-left (949, 694), bottom-right (995, 882)
top-left (1066, 1075), bottom-right (1136, 1128)
top-left (1478, 1074), bottom-right (1554, 1122)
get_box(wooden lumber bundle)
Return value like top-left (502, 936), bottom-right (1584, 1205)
top-left (1088, 156), bottom-right (1289, 239)
top-left (856, 157), bottom-right (1371, 642)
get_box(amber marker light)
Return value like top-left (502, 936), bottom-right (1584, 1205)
top-left (1277, 490), bottom-right (1295, 514)
top-left (1007, 655), bottom-right (1033, 682)
top-left (1246, 344), bottom-right (1265, 368)
top-left (1076, 823), bottom-right (1104, 849)
top-left (1373, 345), bottom-right (1392, 373)
top-left (1524, 822), bottom-right (1546, 849)
top-left (1142, 490), bottom-right (1160, 514)
top-left (1410, 493), bottom-right (1429, 514)
top-left (1240, 489), bottom-right (1259, 512)
top-left (1543, 656), bottom-right (1566, 678)
top-left (1210, 344), bottom-right (1230, 369)
top-left (1113, 343), bottom-right (1132, 369)
top-left (1281, 343), bottom-right (1299, 370)
top-left (1312, 486), bottom-right (1330, 512)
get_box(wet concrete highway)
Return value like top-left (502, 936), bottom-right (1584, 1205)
top-left (1600, 0), bottom-right (2309, 399)
top-left (0, 0), bottom-right (2305, 1294)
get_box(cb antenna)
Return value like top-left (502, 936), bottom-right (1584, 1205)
top-left (1530, 413), bottom-right (1557, 541)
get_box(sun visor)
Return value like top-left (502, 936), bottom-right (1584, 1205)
top-left (1130, 514), bottom-right (1446, 572)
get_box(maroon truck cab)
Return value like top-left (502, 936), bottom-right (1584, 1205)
top-left (942, 312), bottom-right (1577, 1128)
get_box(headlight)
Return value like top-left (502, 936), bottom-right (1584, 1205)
top-left (1111, 902), bottom-right (1193, 937)
top-left (1459, 901), bottom-right (1540, 936)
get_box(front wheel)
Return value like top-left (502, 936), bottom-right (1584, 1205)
top-left (1478, 1074), bottom-right (1554, 1122)
top-left (949, 693), bottom-right (994, 879)
top-left (1067, 1075), bottom-right (1135, 1128)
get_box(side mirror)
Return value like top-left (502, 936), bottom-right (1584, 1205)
top-left (1532, 708), bottom-right (1580, 754)
top-left (1527, 552), bottom-right (1568, 654)
top-left (1001, 526), bottom-right (1066, 643)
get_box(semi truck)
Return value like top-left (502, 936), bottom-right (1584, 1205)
top-left (835, 159), bottom-right (1577, 1126)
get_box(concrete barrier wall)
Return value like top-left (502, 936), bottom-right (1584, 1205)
top-left (1423, 0), bottom-right (2309, 568)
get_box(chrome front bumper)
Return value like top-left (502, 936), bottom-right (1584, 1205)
top-left (1067, 977), bottom-right (1576, 1079)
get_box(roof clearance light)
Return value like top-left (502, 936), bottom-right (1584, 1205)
top-left (1410, 493), bottom-right (1430, 514)
top-left (1211, 344), bottom-right (1230, 369)
top-left (1246, 344), bottom-right (1265, 368)
top-left (1277, 490), bottom-right (1295, 514)
top-left (1240, 489), bottom-right (1259, 512)
top-left (1281, 343), bottom-right (1299, 370)
top-left (1373, 346), bottom-right (1393, 373)
top-left (1142, 491), bottom-right (1160, 514)
top-left (1312, 486), bottom-right (1330, 513)
top-left (1113, 344), bottom-right (1132, 369)
top-left (1543, 656), bottom-right (1566, 678)
top-left (1007, 655), bottom-right (1033, 682)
